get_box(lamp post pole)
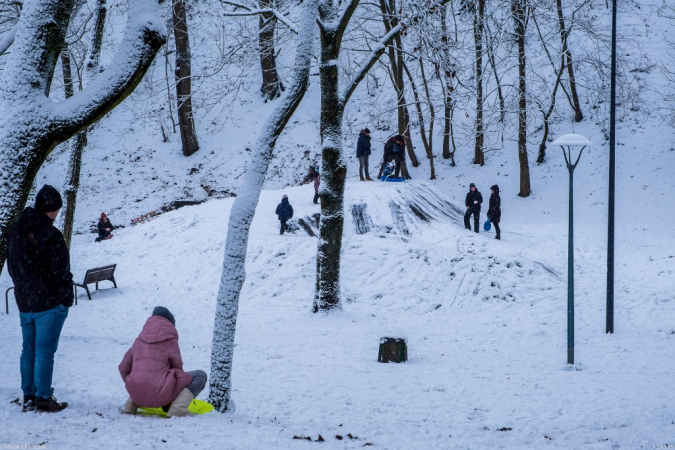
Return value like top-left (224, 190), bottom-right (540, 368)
top-left (607, 0), bottom-right (617, 334)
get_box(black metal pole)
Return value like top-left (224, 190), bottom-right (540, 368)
top-left (567, 159), bottom-right (575, 365)
top-left (607, 0), bottom-right (617, 334)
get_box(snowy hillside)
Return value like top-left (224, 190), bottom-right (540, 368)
top-left (1, 181), bottom-right (674, 448)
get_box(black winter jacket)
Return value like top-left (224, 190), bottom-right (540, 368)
top-left (465, 189), bottom-right (483, 211)
top-left (488, 194), bottom-right (501, 222)
top-left (356, 132), bottom-right (371, 157)
top-left (276, 198), bottom-right (294, 221)
top-left (7, 207), bottom-right (74, 313)
top-left (98, 218), bottom-right (113, 238)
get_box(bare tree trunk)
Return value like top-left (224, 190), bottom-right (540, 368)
top-left (0, 0), bottom-right (165, 273)
top-left (209, 0), bottom-right (317, 412)
top-left (61, 0), bottom-right (107, 249)
top-left (513, 0), bottom-right (530, 196)
top-left (440, 4), bottom-right (456, 164)
top-left (403, 59), bottom-right (435, 179)
top-left (556, 0), bottom-right (583, 122)
top-left (259, 0), bottom-right (284, 100)
top-left (485, 24), bottom-right (505, 125)
top-left (173, 0), bottom-right (199, 156)
top-left (473, 0), bottom-right (485, 166)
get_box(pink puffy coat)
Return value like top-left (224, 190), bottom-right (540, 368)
top-left (118, 316), bottom-right (193, 407)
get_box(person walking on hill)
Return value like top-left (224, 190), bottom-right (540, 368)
top-left (119, 307), bottom-right (207, 417)
top-left (464, 183), bottom-right (483, 233)
top-left (275, 194), bottom-right (294, 235)
top-left (356, 128), bottom-right (373, 181)
top-left (6, 185), bottom-right (73, 413)
top-left (96, 212), bottom-right (114, 242)
top-left (487, 184), bottom-right (502, 240)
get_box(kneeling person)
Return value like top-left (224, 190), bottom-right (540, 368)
top-left (119, 307), bottom-right (207, 417)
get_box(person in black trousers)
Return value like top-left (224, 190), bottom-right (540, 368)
top-left (487, 184), bottom-right (501, 240)
top-left (464, 183), bottom-right (483, 233)
top-left (275, 195), bottom-right (294, 235)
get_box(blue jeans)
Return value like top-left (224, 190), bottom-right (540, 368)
top-left (19, 304), bottom-right (69, 398)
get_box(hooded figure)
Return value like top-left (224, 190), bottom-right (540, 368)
top-left (487, 184), bottom-right (501, 240)
top-left (464, 183), bottom-right (483, 233)
top-left (119, 307), bottom-right (207, 417)
top-left (356, 129), bottom-right (373, 181)
top-left (275, 195), bottom-right (294, 234)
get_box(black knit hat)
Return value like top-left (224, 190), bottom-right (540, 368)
top-left (152, 306), bottom-right (175, 326)
top-left (35, 185), bottom-right (63, 213)
top-left (469, 183), bottom-right (476, 189)
top-left (364, 128), bottom-right (371, 134)
top-left (490, 184), bottom-right (500, 194)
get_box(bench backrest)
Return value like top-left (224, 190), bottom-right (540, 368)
top-left (84, 264), bottom-right (116, 284)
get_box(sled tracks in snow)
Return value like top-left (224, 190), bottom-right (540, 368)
top-left (350, 182), bottom-right (464, 236)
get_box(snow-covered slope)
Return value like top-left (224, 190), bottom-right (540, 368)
top-left (1, 181), bottom-right (673, 449)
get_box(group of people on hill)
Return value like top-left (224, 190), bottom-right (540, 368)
top-left (464, 183), bottom-right (502, 240)
top-left (7, 185), bottom-right (205, 416)
top-left (355, 129), bottom-right (409, 181)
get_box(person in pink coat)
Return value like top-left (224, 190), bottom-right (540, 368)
top-left (118, 307), bottom-right (206, 417)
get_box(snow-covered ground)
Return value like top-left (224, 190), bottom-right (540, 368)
top-left (1, 173), bottom-right (674, 448)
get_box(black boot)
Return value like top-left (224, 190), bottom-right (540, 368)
top-left (22, 395), bottom-right (36, 412)
top-left (36, 395), bottom-right (68, 413)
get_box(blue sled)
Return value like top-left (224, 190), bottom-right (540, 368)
top-left (380, 176), bottom-right (405, 182)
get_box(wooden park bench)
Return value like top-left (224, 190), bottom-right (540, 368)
top-left (74, 264), bottom-right (118, 300)
top-left (5, 264), bottom-right (118, 314)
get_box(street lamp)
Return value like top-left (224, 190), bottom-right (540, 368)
top-left (552, 133), bottom-right (591, 365)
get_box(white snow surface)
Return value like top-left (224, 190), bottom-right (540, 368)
top-left (1, 0), bottom-right (675, 447)
top-left (1, 176), bottom-right (674, 448)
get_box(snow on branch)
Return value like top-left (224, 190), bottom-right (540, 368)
top-left (220, 0), bottom-right (299, 33)
top-left (0, 24), bottom-right (16, 56)
top-left (52, 0), bottom-right (166, 140)
top-left (341, 23), bottom-right (401, 105)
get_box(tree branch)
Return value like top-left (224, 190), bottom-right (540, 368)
top-left (336, 0), bottom-right (361, 48)
top-left (341, 23), bottom-right (401, 105)
top-left (0, 24), bottom-right (16, 56)
top-left (51, 0), bottom-right (166, 141)
top-left (220, 0), bottom-right (298, 33)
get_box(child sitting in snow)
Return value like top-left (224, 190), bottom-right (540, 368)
top-left (118, 307), bottom-right (207, 417)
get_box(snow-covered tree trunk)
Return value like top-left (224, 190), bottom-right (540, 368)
top-left (209, 0), bottom-right (317, 412)
top-left (259, 0), bottom-right (284, 100)
top-left (0, 0), bottom-right (166, 272)
top-left (62, 0), bottom-right (108, 249)
top-left (513, 0), bottom-right (530, 197)
top-left (473, 0), bottom-right (485, 166)
top-left (173, 0), bottom-right (199, 156)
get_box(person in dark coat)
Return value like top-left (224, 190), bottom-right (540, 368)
top-left (356, 128), bottom-right (373, 181)
top-left (377, 134), bottom-right (407, 179)
top-left (96, 212), bottom-right (114, 242)
top-left (303, 166), bottom-right (321, 204)
top-left (275, 195), bottom-right (294, 235)
top-left (487, 184), bottom-right (501, 240)
top-left (6, 185), bottom-right (73, 413)
top-left (464, 183), bottom-right (483, 233)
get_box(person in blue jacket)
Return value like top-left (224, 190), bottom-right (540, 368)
top-left (275, 195), bottom-right (294, 235)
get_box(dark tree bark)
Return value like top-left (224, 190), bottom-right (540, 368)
top-left (0, 0), bottom-right (165, 273)
top-left (259, 0), bottom-right (284, 101)
top-left (440, 4), bottom-right (456, 165)
top-left (513, 0), bottom-right (530, 196)
top-left (556, 0), bottom-right (583, 122)
top-left (62, 0), bottom-right (107, 249)
top-left (173, 0), bottom-right (199, 156)
top-left (473, 0), bottom-right (485, 166)
top-left (403, 60), bottom-right (435, 179)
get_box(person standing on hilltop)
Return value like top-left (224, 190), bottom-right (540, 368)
top-left (464, 183), bottom-right (483, 233)
top-left (356, 128), bottom-right (373, 181)
top-left (487, 184), bottom-right (501, 240)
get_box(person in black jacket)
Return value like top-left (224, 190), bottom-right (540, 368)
top-left (96, 212), bottom-right (114, 242)
top-left (275, 195), bottom-right (294, 235)
top-left (464, 183), bottom-right (483, 233)
top-left (6, 185), bottom-right (73, 413)
top-left (487, 184), bottom-right (501, 240)
top-left (377, 134), bottom-right (407, 179)
top-left (356, 128), bottom-right (373, 181)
